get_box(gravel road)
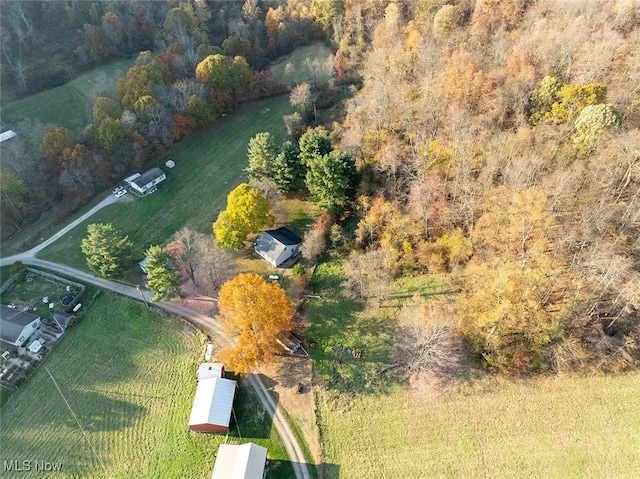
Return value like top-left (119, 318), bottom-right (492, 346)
top-left (0, 195), bottom-right (313, 479)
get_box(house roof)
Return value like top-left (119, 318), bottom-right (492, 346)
top-left (189, 377), bottom-right (236, 429)
top-left (211, 443), bottom-right (268, 479)
top-left (254, 227), bottom-right (302, 266)
top-left (0, 305), bottom-right (40, 344)
top-left (132, 167), bottom-right (165, 188)
top-left (263, 227), bottom-right (302, 246)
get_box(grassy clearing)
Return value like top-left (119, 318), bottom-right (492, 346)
top-left (0, 293), bottom-right (294, 478)
top-left (305, 255), bottom-right (414, 396)
top-left (37, 95), bottom-right (295, 272)
top-left (270, 43), bottom-right (334, 87)
top-left (316, 374), bottom-right (640, 478)
top-left (308, 256), bottom-right (640, 478)
top-left (1, 58), bottom-right (135, 134)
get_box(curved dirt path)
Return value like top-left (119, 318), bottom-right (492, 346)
top-left (1, 219), bottom-right (312, 479)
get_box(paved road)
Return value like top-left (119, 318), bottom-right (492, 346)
top-left (0, 198), bottom-right (313, 479)
top-left (0, 194), bottom-right (118, 267)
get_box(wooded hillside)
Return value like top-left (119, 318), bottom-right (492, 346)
top-left (329, 0), bottom-right (639, 374)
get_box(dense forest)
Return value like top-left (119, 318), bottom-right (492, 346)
top-left (1, 0), bottom-right (639, 375)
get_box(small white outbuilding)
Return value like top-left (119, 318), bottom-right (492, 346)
top-left (211, 442), bottom-right (268, 479)
top-left (198, 362), bottom-right (225, 381)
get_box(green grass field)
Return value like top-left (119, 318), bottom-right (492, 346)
top-left (37, 95), bottom-right (295, 272)
top-left (316, 374), bottom-right (640, 478)
top-left (308, 256), bottom-right (640, 478)
top-left (1, 58), bottom-right (135, 134)
top-left (0, 294), bottom-right (294, 478)
top-left (270, 42), bottom-right (334, 87)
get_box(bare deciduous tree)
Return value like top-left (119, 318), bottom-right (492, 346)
top-left (343, 248), bottom-right (393, 305)
top-left (394, 296), bottom-right (460, 377)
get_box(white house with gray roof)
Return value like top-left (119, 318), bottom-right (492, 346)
top-left (129, 167), bottom-right (166, 195)
top-left (254, 227), bottom-right (302, 267)
top-left (0, 305), bottom-right (41, 346)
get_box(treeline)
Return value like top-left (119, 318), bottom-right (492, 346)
top-left (316, 0), bottom-right (639, 374)
top-left (0, 0), bottom-right (326, 98)
top-left (0, 0), bottom-right (331, 239)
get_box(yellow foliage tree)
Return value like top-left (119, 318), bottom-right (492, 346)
top-left (218, 273), bottom-right (294, 375)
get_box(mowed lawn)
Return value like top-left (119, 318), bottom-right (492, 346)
top-left (1, 58), bottom-right (135, 133)
top-left (308, 257), bottom-right (640, 478)
top-left (38, 95), bottom-right (295, 271)
top-left (0, 294), bottom-right (294, 478)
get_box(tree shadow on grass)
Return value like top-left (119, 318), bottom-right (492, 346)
top-left (0, 387), bottom-right (147, 478)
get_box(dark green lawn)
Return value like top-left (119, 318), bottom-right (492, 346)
top-left (38, 95), bottom-right (295, 272)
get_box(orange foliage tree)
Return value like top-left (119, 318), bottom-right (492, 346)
top-left (218, 274), bottom-right (294, 375)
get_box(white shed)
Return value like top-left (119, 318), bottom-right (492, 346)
top-left (211, 443), bottom-right (268, 479)
top-left (198, 362), bottom-right (225, 380)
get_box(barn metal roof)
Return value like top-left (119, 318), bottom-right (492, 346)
top-left (189, 377), bottom-right (236, 429)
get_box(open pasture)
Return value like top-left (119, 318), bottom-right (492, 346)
top-left (0, 294), bottom-right (294, 478)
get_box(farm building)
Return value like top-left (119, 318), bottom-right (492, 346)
top-left (211, 442), bottom-right (268, 479)
top-left (129, 167), bottom-right (166, 195)
top-left (0, 123), bottom-right (17, 143)
top-left (198, 362), bottom-right (225, 381)
top-left (0, 305), bottom-right (41, 346)
top-left (254, 227), bottom-right (302, 267)
top-left (189, 377), bottom-right (237, 433)
top-left (53, 312), bottom-right (77, 330)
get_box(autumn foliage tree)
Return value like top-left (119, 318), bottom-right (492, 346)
top-left (163, 227), bottom-right (204, 286)
top-left (218, 273), bottom-right (294, 374)
top-left (213, 183), bottom-right (274, 250)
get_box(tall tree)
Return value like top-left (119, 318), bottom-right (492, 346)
top-left (218, 273), bottom-right (294, 374)
top-left (144, 245), bottom-right (183, 301)
top-left (305, 151), bottom-right (355, 213)
top-left (92, 96), bottom-right (121, 125)
top-left (271, 140), bottom-right (303, 192)
top-left (163, 227), bottom-right (204, 286)
top-left (97, 118), bottom-right (126, 154)
top-left (298, 131), bottom-right (333, 167)
top-left (39, 127), bottom-right (74, 160)
top-left (245, 132), bottom-right (278, 180)
top-left (213, 183), bottom-right (274, 250)
top-left (81, 223), bottom-right (132, 278)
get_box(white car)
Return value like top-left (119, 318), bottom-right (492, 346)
top-left (112, 186), bottom-right (124, 194)
top-left (114, 189), bottom-right (127, 198)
